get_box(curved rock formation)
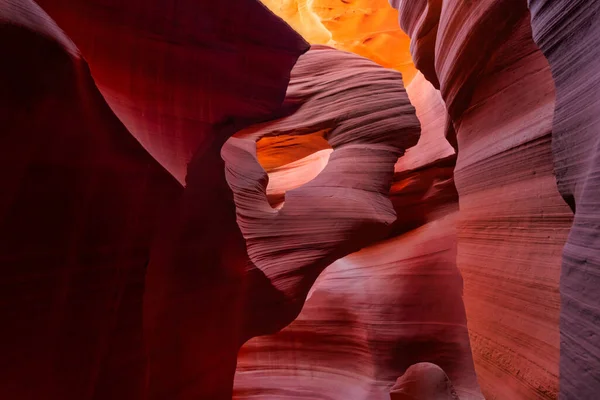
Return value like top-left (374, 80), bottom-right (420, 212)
top-left (2, 0), bottom-right (307, 399)
top-left (145, 45), bottom-right (420, 400)
top-left (389, 1), bottom-right (574, 398)
top-left (224, 45), bottom-right (420, 302)
top-left (0, 2), bottom-right (181, 398)
top-left (390, 363), bottom-right (459, 400)
top-left (389, 0), bottom-right (440, 88)
top-left (7, 0), bottom-right (600, 399)
top-left (234, 215), bottom-right (479, 400)
top-left (528, 1), bottom-right (600, 398)
top-left (232, 70), bottom-right (482, 400)
top-left (35, 0), bottom-right (308, 183)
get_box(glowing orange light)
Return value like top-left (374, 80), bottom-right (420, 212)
top-left (261, 0), bottom-right (416, 84)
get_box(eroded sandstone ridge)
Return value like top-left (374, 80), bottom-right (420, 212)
top-left (529, 1), bottom-right (600, 398)
top-left (389, 0), bottom-right (574, 399)
top-left (1, 0), bottom-right (306, 398)
top-left (232, 69), bottom-right (482, 399)
top-left (4, 0), bottom-right (600, 399)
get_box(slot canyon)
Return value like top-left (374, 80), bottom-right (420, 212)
top-left (1, 0), bottom-right (599, 399)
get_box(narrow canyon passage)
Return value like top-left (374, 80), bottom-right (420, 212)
top-left (1, 1), bottom-right (600, 400)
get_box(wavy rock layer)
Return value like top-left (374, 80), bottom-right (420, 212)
top-left (528, 1), bottom-right (600, 398)
top-left (260, 0), bottom-right (417, 83)
top-left (232, 70), bottom-right (482, 400)
top-left (0, 2), bottom-right (181, 399)
top-left (224, 46), bottom-right (420, 301)
top-left (36, 0), bottom-right (308, 183)
top-left (146, 45), bottom-right (419, 400)
top-left (390, 1), bottom-right (574, 398)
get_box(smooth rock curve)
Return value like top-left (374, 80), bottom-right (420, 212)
top-left (0, 2), bottom-right (181, 398)
top-left (389, 1), bottom-right (574, 398)
top-left (232, 69), bottom-right (482, 400)
top-left (529, 0), bottom-right (600, 398)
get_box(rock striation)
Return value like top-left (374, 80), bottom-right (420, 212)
top-left (224, 45), bottom-right (420, 302)
top-left (528, 1), bottom-right (600, 398)
top-left (389, 0), bottom-right (574, 398)
top-left (232, 70), bottom-right (482, 400)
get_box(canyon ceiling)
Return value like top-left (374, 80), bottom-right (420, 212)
top-left (1, 0), bottom-right (599, 399)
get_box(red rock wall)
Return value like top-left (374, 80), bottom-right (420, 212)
top-left (1, 0), bottom-right (308, 399)
top-left (0, 2), bottom-right (181, 398)
top-left (528, 1), bottom-right (600, 398)
top-left (389, 1), bottom-right (574, 398)
top-left (231, 64), bottom-right (482, 399)
top-left (35, 0), bottom-right (308, 184)
top-left (144, 45), bottom-right (420, 400)
top-left (6, 0), bottom-right (598, 399)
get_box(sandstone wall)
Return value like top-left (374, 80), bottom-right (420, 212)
top-left (389, 1), bottom-right (574, 398)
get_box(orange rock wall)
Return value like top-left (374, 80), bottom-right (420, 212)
top-left (260, 0), bottom-right (417, 83)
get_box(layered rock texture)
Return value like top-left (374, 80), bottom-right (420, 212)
top-left (4, 0), bottom-right (600, 399)
top-left (232, 69), bottom-right (482, 400)
top-left (389, 0), bottom-right (575, 399)
top-left (529, 1), bottom-right (600, 398)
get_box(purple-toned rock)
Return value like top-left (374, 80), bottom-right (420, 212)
top-left (528, 0), bottom-right (600, 398)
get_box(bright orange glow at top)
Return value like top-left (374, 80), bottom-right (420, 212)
top-left (261, 0), bottom-right (416, 84)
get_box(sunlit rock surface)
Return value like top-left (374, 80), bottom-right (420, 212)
top-left (389, 1), bottom-right (574, 399)
top-left (5, 0), bottom-right (600, 399)
top-left (260, 0), bottom-right (417, 83)
top-left (529, 1), bottom-right (600, 398)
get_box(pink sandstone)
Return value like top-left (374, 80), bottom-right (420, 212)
top-left (232, 68), bottom-right (481, 400)
top-left (529, 0), bottom-right (600, 397)
top-left (389, 0), bottom-right (574, 398)
top-left (4, 0), bottom-right (600, 399)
